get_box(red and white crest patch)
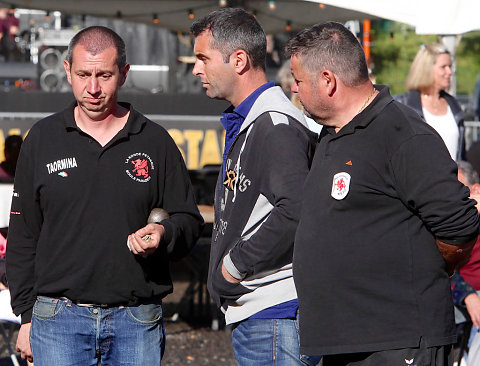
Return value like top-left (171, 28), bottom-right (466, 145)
top-left (331, 172), bottom-right (351, 200)
top-left (125, 152), bottom-right (154, 183)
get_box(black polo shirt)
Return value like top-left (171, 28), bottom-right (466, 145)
top-left (294, 85), bottom-right (479, 356)
top-left (7, 102), bottom-right (203, 323)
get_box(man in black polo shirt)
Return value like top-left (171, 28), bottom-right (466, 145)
top-left (285, 22), bottom-right (479, 366)
top-left (6, 26), bottom-right (203, 365)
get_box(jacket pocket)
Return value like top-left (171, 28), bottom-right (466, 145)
top-left (212, 266), bottom-right (251, 300)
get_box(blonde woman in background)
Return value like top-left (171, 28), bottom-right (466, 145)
top-left (397, 43), bottom-right (465, 161)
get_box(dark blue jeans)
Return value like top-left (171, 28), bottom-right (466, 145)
top-left (30, 296), bottom-right (165, 365)
top-left (232, 312), bottom-right (312, 366)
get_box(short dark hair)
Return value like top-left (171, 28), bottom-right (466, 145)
top-left (190, 8), bottom-right (266, 71)
top-left (66, 26), bottom-right (127, 70)
top-left (285, 22), bottom-right (369, 87)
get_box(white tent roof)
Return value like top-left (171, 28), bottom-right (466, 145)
top-left (1, 0), bottom-right (380, 34)
top-left (4, 0), bottom-right (480, 35)
top-left (308, 0), bottom-right (480, 35)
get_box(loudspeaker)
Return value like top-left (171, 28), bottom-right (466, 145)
top-left (38, 46), bottom-right (70, 92)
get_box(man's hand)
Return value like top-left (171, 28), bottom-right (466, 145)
top-left (436, 238), bottom-right (476, 276)
top-left (127, 223), bottom-right (165, 256)
top-left (470, 192), bottom-right (480, 213)
top-left (221, 263), bottom-right (242, 283)
top-left (465, 293), bottom-right (480, 328)
top-left (16, 322), bottom-right (33, 362)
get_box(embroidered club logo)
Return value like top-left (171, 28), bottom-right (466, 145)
top-left (331, 172), bottom-right (351, 200)
top-left (125, 152), bottom-right (154, 183)
top-left (132, 159), bottom-right (149, 177)
top-left (223, 169), bottom-right (237, 191)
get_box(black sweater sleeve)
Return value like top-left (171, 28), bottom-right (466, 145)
top-left (228, 121), bottom-right (312, 277)
top-left (6, 131), bottom-right (42, 323)
top-left (392, 133), bottom-right (479, 244)
top-left (160, 136), bottom-right (204, 261)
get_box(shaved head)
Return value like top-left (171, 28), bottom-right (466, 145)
top-left (66, 26), bottom-right (126, 70)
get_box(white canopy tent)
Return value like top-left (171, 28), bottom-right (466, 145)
top-left (1, 0), bottom-right (380, 34)
top-left (5, 0), bottom-right (479, 35)
top-left (307, 0), bottom-right (480, 35)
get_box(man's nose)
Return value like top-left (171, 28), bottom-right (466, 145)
top-left (192, 60), bottom-right (202, 76)
top-left (291, 81), bottom-right (299, 93)
top-left (87, 77), bottom-right (100, 94)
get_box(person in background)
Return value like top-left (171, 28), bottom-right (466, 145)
top-left (191, 8), bottom-right (316, 365)
top-left (0, 134), bottom-right (22, 181)
top-left (0, 7), bottom-right (19, 62)
top-left (451, 161), bottom-right (480, 364)
top-left (396, 43), bottom-right (465, 161)
top-left (285, 22), bottom-right (479, 366)
top-left (276, 60), bottom-right (322, 135)
top-left (6, 26), bottom-right (203, 365)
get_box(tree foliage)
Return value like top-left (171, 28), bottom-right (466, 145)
top-left (456, 31), bottom-right (480, 95)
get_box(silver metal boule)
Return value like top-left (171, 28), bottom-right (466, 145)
top-left (139, 208), bottom-right (170, 243)
top-left (147, 208), bottom-right (170, 223)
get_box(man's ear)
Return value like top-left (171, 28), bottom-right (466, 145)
top-left (63, 60), bottom-right (72, 85)
top-left (119, 63), bottom-right (130, 87)
top-left (320, 70), bottom-right (336, 96)
top-left (231, 49), bottom-right (249, 74)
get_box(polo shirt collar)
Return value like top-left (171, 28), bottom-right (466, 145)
top-left (325, 84), bottom-right (393, 137)
top-left (63, 101), bottom-right (147, 137)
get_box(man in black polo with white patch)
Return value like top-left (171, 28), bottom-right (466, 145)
top-left (6, 26), bottom-right (203, 365)
top-left (285, 22), bottom-right (479, 366)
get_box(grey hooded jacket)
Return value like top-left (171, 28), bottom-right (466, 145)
top-left (207, 86), bottom-right (317, 324)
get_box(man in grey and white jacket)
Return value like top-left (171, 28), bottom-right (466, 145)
top-left (191, 8), bottom-right (317, 366)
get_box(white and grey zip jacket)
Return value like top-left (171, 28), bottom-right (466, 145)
top-left (207, 86), bottom-right (317, 324)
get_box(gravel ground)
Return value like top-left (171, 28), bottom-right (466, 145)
top-left (162, 320), bottom-right (235, 366)
top-left (161, 269), bottom-right (236, 366)
top-left (159, 261), bottom-right (235, 365)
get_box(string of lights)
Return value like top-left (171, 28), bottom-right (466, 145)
top-left (5, 1), bottom-right (327, 32)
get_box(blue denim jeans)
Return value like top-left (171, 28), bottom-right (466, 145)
top-left (30, 296), bottom-right (165, 366)
top-left (232, 313), bottom-right (308, 366)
